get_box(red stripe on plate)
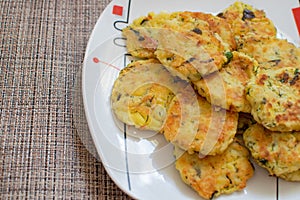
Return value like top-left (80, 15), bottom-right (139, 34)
top-left (292, 7), bottom-right (300, 35)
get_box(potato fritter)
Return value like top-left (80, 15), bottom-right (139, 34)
top-left (175, 141), bottom-right (254, 199)
top-left (161, 95), bottom-right (238, 155)
top-left (237, 36), bottom-right (300, 72)
top-left (218, 1), bottom-right (277, 40)
top-left (193, 51), bottom-right (258, 113)
top-left (243, 124), bottom-right (300, 177)
top-left (246, 67), bottom-right (300, 132)
top-left (111, 59), bottom-right (191, 131)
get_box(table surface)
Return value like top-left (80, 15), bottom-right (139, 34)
top-left (1, 0), bottom-right (133, 199)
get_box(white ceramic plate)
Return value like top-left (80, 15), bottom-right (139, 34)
top-left (82, 0), bottom-right (300, 199)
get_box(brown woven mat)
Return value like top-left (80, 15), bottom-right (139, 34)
top-left (0, 0), bottom-right (133, 199)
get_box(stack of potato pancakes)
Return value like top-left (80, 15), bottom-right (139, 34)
top-left (111, 1), bottom-right (300, 199)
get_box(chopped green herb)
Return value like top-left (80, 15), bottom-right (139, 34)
top-left (225, 52), bottom-right (233, 63)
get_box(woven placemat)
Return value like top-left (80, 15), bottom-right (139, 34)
top-left (0, 0), bottom-right (133, 199)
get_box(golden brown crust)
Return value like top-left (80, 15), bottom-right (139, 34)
top-left (246, 67), bottom-right (300, 132)
top-left (175, 141), bottom-right (254, 199)
top-left (161, 95), bottom-right (238, 155)
top-left (243, 124), bottom-right (300, 177)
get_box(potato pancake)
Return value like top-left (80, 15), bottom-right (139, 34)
top-left (161, 95), bottom-right (238, 155)
top-left (175, 141), bottom-right (254, 199)
top-left (246, 67), bottom-right (300, 132)
top-left (243, 124), bottom-right (300, 177)
top-left (193, 51), bottom-right (258, 113)
top-left (218, 1), bottom-right (277, 40)
top-left (237, 36), bottom-right (300, 72)
top-left (111, 59), bottom-right (193, 131)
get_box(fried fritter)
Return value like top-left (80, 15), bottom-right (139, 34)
top-left (218, 1), bottom-right (277, 40)
top-left (193, 51), bottom-right (258, 113)
top-left (237, 36), bottom-right (300, 72)
top-left (161, 95), bottom-right (238, 155)
top-left (243, 124), bottom-right (300, 177)
top-left (246, 67), bottom-right (300, 132)
top-left (111, 59), bottom-right (191, 131)
top-left (175, 141), bottom-right (254, 199)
